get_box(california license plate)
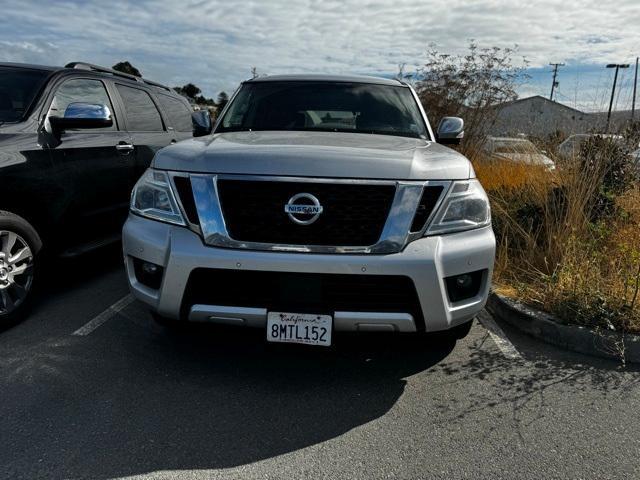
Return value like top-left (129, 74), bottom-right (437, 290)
top-left (266, 312), bottom-right (332, 347)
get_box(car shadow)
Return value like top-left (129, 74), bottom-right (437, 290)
top-left (0, 243), bottom-right (126, 334)
top-left (2, 308), bottom-right (456, 479)
top-left (38, 242), bottom-right (125, 297)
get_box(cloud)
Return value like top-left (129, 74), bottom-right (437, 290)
top-left (0, 0), bottom-right (638, 110)
top-left (0, 40), bottom-right (61, 65)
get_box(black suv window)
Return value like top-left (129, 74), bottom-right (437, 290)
top-left (0, 68), bottom-right (49, 123)
top-left (116, 84), bottom-right (164, 132)
top-left (157, 94), bottom-right (193, 132)
top-left (48, 78), bottom-right (116, 131)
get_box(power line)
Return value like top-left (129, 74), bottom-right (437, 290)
top-left (549, 63), bottom-right (565, 101)
top-left (633, 57), bottom-right (638, 120)
top-left (606, 63), bottom-right (630, 132)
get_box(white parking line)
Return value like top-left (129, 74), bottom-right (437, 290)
top-left (72, 294), bottom-right (135, 336)
top-left (477, 310), bottom-right (522, 360)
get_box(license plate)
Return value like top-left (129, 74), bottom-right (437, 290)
top-left (267, 312), bottom-right (332, 347)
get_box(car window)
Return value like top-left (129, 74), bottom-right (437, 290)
top-left (0, 67), bottom-right (50, 123)
top-left (47, 78), bottom-right (116, 131)
top-left (115, 84), bottom-right (164, 132)
top-left (157, 94), bottom-right (193, 132)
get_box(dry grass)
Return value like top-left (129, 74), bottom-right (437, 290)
top-left (475, 153), bottom-right (640, 334)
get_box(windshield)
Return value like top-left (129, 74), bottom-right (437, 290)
top-left (218, 81), bottom-right (428, 139)
top-left (0, 67), bottom-right (50, 123)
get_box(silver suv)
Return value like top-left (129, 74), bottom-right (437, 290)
top-left (122, 75), bottom-right (495, 346)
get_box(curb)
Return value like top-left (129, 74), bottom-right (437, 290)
top-left (486, 293), bottom-right (640, 364)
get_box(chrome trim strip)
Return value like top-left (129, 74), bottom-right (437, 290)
top-left (168, 172), bottom-right (202, 233)
top-left (407, 181), bottom-right (454, 243)
top-left (190, 174), bottom-right (233, 247)
top-left (189, 305), bottom-right (267, 327)
top-left (174, 173), bottom-right (450, 254)
top-left (369, 182), bottom-right (423, 254)
top-left (334, 311), bottom-right (416, 332)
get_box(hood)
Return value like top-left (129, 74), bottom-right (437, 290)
top-left (152, 131), bottom-right (472, 180)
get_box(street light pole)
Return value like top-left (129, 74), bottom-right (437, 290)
top-left (606, 63), bottom-right (630, 132)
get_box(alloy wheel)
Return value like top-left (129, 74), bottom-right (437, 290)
top-left (0, 230), bottom-right (34, 316)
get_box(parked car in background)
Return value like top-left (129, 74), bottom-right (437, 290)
top-left (123, 75), bottom-right (495, 347)
top-left (631, 148), bottom-right (640, 175)
top-left (483, 136), bottom-right (555, 170)
top-left (0, 61), bottom-right (212, 324)
top-left (557, 134), bottom-right (625, 159)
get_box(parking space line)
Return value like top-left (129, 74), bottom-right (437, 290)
top-left (72, 294), bottom-right (135, 336)
top-left (477, 310), bottom-right (522, 360)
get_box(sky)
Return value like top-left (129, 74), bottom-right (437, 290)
top-left (1, 0), bottom-right (639, 112)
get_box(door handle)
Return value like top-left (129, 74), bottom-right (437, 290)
top-left (115, 142), bottom-right (134, 154)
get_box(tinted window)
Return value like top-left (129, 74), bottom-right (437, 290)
top-left (218, 82), bottom-right (427, 139)
top-left (116, 84), bottom-right (163, 131)
top-left (0, 68), bottom-right (49, 123)
top-left (157, 94), bottom-right (193, 132)
top-left (48, 78), bottom-right (116, 131)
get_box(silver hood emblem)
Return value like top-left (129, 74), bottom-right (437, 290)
top-left (284, 193), bottom-right (323, 225)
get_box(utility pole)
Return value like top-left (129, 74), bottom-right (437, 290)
top-left (549, 63), bottom-right (565, 102)
top-left (606, 63), bottom-right (630, 132)
top-left (632, 57), bottom-right (638, 120)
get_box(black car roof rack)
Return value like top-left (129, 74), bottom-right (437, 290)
top-left (64, 62), bottom-right (172, 92)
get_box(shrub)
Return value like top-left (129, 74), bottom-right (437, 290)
top-left (477, 153), bottom-right (640, 334)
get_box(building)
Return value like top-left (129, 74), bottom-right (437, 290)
top-left (489, 95), bottom-right (636, 138)
top-left (490, 96), bottom-right (589, 137)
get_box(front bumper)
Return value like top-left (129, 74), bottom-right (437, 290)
top-left (123, 214), bottom-right (495, 332)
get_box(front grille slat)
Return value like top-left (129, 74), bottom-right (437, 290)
top-left (216, 180), bottom-right (396, 246)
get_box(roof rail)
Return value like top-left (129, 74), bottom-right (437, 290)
top-left (64, 62), bottom-right (172, 92)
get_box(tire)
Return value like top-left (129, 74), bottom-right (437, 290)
top-left (0, 211), bottom-right (42, 328)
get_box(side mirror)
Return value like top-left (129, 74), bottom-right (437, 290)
top-left (192, 110), bottom-right (212, 137)
top-left (49, 103), bottom-right (113, 134)
top-left (436, 117), bottom-right (464, 145)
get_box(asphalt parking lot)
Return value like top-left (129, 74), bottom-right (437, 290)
top-left (1, 246), bottom-right (639, 480)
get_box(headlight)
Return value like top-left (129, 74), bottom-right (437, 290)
top-left (425, 179), bottom-right (491, 235)
top-left (130, 169), bottom-right (186, 226)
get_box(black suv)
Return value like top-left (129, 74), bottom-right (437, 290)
top-left (0, 61), bottom-right (212, 323)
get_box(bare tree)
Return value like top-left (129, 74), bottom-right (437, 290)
top-left (414, 42), bottom-right (529, 156)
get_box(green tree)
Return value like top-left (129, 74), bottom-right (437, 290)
top-left (217, 91), bottom-right (229, 111)
top-left (181, 83), bottom-right (201, 100)
top-left (112, 61), bottom-right (142, 77)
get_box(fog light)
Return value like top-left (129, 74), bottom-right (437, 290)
top-left (142, 262), bottom-right (159, 275)
top-left (132, 258), bottom-right (164, 290)
top-left (445, 270), bottom-right (485, 303)
top-left (455, 274), bottom-right (473, 289)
